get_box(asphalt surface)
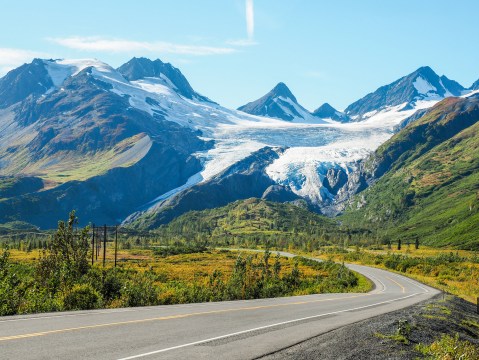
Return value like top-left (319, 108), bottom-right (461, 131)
top-left (0, 254), bottom-right (439, 359)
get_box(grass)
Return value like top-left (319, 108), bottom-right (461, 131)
top-left (341, 100), bottom-right (479, 250)
top-left (374, 318), bottom-right (412, 345)
top-left (317, 245), bottom-right (479, 304)
top-left (1, 133), bottom-right (149, 188)
top-left (415, 333), bottom-right (479, 360)
top-left (374, 332), bottom-right (409, 345)
top-left (462, 319), bottom-right (479, 332)
top-left (1, 244), bottom-right (371, 315)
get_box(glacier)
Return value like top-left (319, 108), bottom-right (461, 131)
top-left (39, 59), bottom-right (468, 214)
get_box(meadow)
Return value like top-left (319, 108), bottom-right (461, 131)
top-left (0, 213), bottom-right (370, 316)
top-left (315, 245), bottom-right (479, 304)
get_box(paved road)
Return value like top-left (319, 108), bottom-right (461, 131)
top-left (0, 253), bottom-right (439, 359)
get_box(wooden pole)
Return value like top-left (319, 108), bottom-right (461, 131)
top-left (114, 226), bottom-right (118, 267)
top-left (91, 224), bottom-right (95, 265)
top-left (103, 224), bottom-right (107, 267)
top-left (95, 226), bottom-right (99, 260)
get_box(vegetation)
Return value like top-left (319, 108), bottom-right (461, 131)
top-left (375, 319), bottom-right (412, 345)
top-left (320, 246), bottom-right (479, 303)
top-left (416, 333), bottom-right (479, 360)
top-left (144, 198), bottom-right (365, 252)
top-left (342, 98), bottom-right (479, 250)
top-left (0, 212), bottom-right (369, 316)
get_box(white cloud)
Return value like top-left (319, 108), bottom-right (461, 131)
top-left (246, 0), bottom-right (255, 39)
top-left (0, 48), bottom-right (50, 75)
top-left (48, 36), bottom-right (237, 56)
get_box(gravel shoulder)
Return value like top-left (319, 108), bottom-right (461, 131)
top-left (258, 293), bottom-right (479, 359)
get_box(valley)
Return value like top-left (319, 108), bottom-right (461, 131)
top-left (2, 56), bottom-right (478, 233)
top-left (2, 2), bottom-right (479, 359)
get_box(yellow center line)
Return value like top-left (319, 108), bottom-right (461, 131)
top-left (0, 293), bottom-right (371, 342)
top-left (386, 276), bottom-right (406, 293)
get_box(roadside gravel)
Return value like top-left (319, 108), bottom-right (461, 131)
top-left (258, 293), bottom-right (479, 359)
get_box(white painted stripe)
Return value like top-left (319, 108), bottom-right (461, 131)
top-left (117, 293), bottom-right (419, 360)
top-left (360, 272), bottom-right (387, 293)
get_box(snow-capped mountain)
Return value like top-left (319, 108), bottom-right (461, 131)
top-left (344, 66), bottom-right (465, 121)
top-left (470, 79), bottom-right (479, 91)
top-left (312, 103), bottom-right (349, 122)
top-left (0, 58), bottom-right (477, 228)
top-left (0, 58), bottom-right (55, 108)
top-left (0, 58), bottom-right (213, 227)
top-left (237, 82), bottom-right (325, 123)
top-left (117, 57), bottom-right (213, 103)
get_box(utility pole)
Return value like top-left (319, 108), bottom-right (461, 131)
top-left (91, 224), bottom-right (95, 265)
top-left (95, 226), bottom-right (99, 260)
top-left (103, 224), bottom-right (107, 267)
top-left (114, 225), bottom-right (118, 267)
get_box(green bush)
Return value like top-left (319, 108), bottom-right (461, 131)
top-left (0, 247), bottom-right (21, 316)
top-left (120, 275), bottom-right (159, 307)
top-left (63, 284), bottom-right (102, 310)
top-left (19, 287), bottom-right (62, 314)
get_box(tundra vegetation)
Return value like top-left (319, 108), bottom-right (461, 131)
top-left (0, 212), bottom-right (369, 316)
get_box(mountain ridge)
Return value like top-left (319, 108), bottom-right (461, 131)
top-left (1, 57), bottom-right (478, 232)
top-left (341, 94), bottom-right (479, 249)
top-left (237, 82), bottom-right (325, 122)
top-left (344, 66), bottom-right (465, 120)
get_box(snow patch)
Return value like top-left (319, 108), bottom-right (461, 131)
top-left (413, 76), bottom-right (437, 95)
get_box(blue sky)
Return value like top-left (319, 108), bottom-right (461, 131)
top-left (1, 0), bottom-right (478, 110)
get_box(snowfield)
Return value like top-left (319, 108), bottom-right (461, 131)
top-left (39, 59), bottom-right (469, 210)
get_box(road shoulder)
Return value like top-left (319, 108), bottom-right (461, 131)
top-left (258, 294), bottom-right (479, 360)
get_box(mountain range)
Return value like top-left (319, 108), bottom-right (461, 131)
top-left (237, 82), bottom-right (327, 123)
top-left (0, 57), bottom-right (478, 234)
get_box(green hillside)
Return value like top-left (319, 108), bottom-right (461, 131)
top-left (342, 97), bottom-right (479, 250)
top-left (148, 198), bottom-right (352, 251)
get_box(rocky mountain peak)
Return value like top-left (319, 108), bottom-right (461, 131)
top-left (270, 82), bottom-right (297, 102)
top-left (117, 57), bottom-right (211, 102)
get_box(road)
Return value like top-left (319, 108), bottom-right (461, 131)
top-left (0, 253), bottom-right (439, 359)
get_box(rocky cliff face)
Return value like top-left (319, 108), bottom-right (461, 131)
top-left (117, 57), bottom-right (212, 103)
top-left (125, 147), bottom-right (302, 229)
top-left (0, 142), bottom-right (203, 227)
top-left (327, 94), bottom-right (479, 214)
top-left (0, 59), bottom-right (211, 228)
top-left (344, 66), bottom-right (465, 120)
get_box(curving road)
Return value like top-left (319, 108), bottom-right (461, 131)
top-left (0, 253), bottom-right (439, 359)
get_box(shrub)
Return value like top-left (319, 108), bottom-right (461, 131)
top-left (0, 247), bottom-right (21, 316)
top-left (120, 275), bottom-right (159, 307)
top-left (63, 283), bottom-right (102, 310)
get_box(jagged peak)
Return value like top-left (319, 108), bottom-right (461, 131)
top-left (270, 82), bottom-right (297, 102)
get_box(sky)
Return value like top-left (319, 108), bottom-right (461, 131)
top-left (1, 0), bottom-right (478, 111)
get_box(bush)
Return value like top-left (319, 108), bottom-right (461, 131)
top-left (0, 247), bottom-right (22, 315)
top-left (63, 284), bottom-right (102, 310)
top-left (0, 278), bottom-right (21, 316)
top-left (120, 275), bottom-right (159, 307)
top-left (19, 287), bottom-right (62, 314)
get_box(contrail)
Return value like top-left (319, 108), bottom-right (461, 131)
top-left (246, 0), bottom-right (254, 39)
